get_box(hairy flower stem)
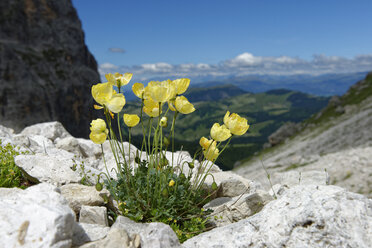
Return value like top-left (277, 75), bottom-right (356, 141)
top-left (139, 99), bottom-right (149, 161)
top-left (170, 111), bottom-right (179, 166)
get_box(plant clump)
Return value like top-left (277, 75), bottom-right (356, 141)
top-left (0, 139), bottom-right (31, 189)
top-left (89, 73), bottom-right (250, 242)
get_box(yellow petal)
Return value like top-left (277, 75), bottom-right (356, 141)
top-left (90, 119), bottom-right (107, 133)
top-left (199, 137), bottom-right (216, 150)
top-left (89, 132), bottom-right (107, 144)
top-left (124, 114), bottom-right (140, 127)
top-left (94, 104), bottom-right (103, 110)
top-left (132, 83), bottom-right (145, 99)
top-left (91, 82), bottom-right (113, 106)
top-left (168, 100), bottom-right (176, 112)
top-left (210, 123), bottom-right (231, 142)
top-left (224, 111), bottom-right (249, 136)
top-left (143, 99), bottom-right (162, 117)
top-left (173, 78), bottom-right (190, 95)
top-left (119, 73), bottom-right (133, 86)
top-left (203, 146), bottom-right (219, 162)
top-left (175, 96), bottom-right (195, 114)
top-left (168, 180), bottom-right (175, 187)
top-left (105, 73), bottom-right (116, 85)
top-left (106, 93), bottom-right (126, 113)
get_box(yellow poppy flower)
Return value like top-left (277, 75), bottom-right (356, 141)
top-left (172, 78), bottom-right (190, 95)
top-left (132, 83), bottom-right (145, 99)
top-left (210, 123), bottom-right (231, 142)
top-left (89, 119), bottom-right (108, 144)
top-left (91, 82), bottom-right (125, 113)
top-left (169, 180), bottom-right (175, 187)
top-left (203, 146), bottom-right (219, 162)
top-left (199, 137), bottom-right (216, 150)
top-left (175, 96), bottom-right (195, 114)
top-left (123, 114), bottom-right (140, 127)
top-left (223, 111), bottom-right (250, 135)
top-left (143, 98), bottom-right (162, 117)
top-left (147, 80), bottom-right (175, 103)
top-left (106, 72), bottom-right (132, 88)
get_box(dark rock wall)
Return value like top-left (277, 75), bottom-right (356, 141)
top-left (0, 0), bottom-right (100, 137)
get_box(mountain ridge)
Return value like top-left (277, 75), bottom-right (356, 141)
top-left (235, 72), bottom-right (372, 197)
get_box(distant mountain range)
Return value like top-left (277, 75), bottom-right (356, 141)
top-left (124, 71), bottom-right (368, 101)
top-left (193, 71), bottom-right (368, 96)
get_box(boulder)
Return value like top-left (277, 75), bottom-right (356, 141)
top-left (60, 184), bottom-right (110, 215)
top-left (15, 154), bottom-right (81, 186)
top-left (112, 216), bottom-right (182, 248)
top-left (204, 190), bottom-right (273, 227)
top-left (20, 122), bottom-right (72, 142)
top-left (72, 223), bottom-right (110, 247)
top-left (78, 227), bottom-right (134, 248)
top-left (0, 183), bottom-right (75, 248)
top-left (183, 185), bottom-right (372, 248)
top-left (204, 171), bottom-right (261, 197)
top-left (79, 206), bottom-right (109, 226)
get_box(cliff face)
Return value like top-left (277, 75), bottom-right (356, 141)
top-left (0, 0), bottom-right (100, 137)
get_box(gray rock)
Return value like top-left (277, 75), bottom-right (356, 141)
top-left (0, 125), bottom-right (14, 138)
top-left (272, 170), bottom-right (330, 187)
top-left (204, 171), bottom-right (260, 197)
top-left (72, 222), bottom-right (110, 247)
top-left (0, 0), bottom-right (100, 138)
top-left (15, 154), bottom-right (81, 186)
top-left (112, 216), bottom-right (182, 248)
top-left (60, 184), bottom-right (110, 215)
top-left (268, 122), bottom-right (302, 146)
top-left (78, 228), bottom-right (132, 248)
top-left (0, 183), bottom-right (75, 248)
top-left (20, 122), bottom-right (72, 142)
top-left (204, 190), bottom-right (273, 227)
top-left (79, 206), bottom-right (108, 226)
top-left (184, 185), bottom-right (372, 248)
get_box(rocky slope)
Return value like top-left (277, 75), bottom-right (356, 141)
top-left (0, 0), bottom-right (100, 138)
top-left (235, 72), bottom-right (372, 197)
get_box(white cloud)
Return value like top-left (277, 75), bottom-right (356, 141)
top-left (98, 53), bottom-right (372, 82)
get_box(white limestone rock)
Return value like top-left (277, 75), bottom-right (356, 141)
top-left (79, 206), bottom-right (108, 226)
top-left (204, 190), bottom-right (273, 227)
top-left (78, 227), bottom-right (133, 248)
top-left (183, 185), bottom-right (372, 248)
top-left (272, 170), bottom-right (330, 187)
top-left (20, 121), bottom-right (72, 142)
top-left (15, 154), bottom-right (80, 186)
top-left (0, 183), bottom-right (76, 248)
top-left (204, 171), bottom-right (261, 197)
top-left (0, 124), bottom-right (14, 138)
top-left (72, 222), bottom-right (110, 247)
top-left (112, 216), bottom-right (182, 248)
top-left (60, 184), bottom-right (111, 215)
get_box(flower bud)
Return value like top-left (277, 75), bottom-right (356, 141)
top-left (95, 182), bottom-right (103, 191)
top-left (211, 182), bottom-right (218, 191)
top-left (187, 162), bottom-right (194, 169)
top-left (163, 137), bottom-right (170, 147)
top-left (160, 116), bottom-right (168, 127)
top-left (162, 188), bottom-right (169, 197)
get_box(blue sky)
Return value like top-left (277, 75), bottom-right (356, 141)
top-left (72, 0), bottom-right (372, 81)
